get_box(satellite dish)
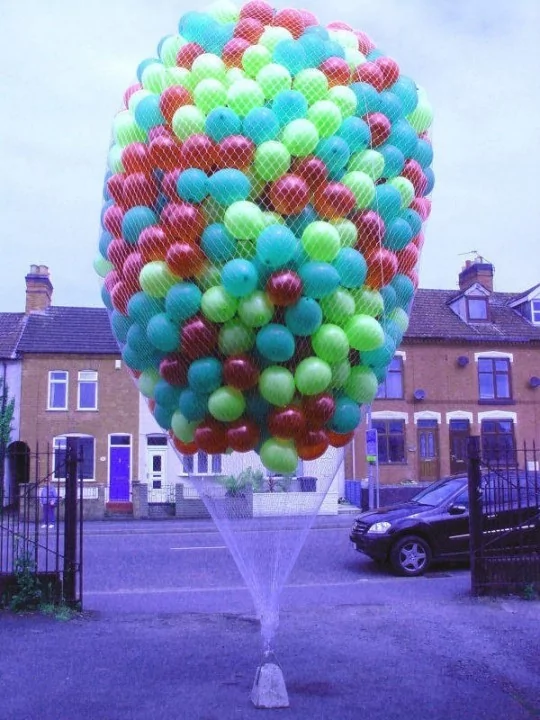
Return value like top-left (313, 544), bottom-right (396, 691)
top-left (457, 356), bottom-right (469, 367)
top-left (530, 376), bottom-right (540, 389)
top-left (413, 389), bottom-right (426, 401)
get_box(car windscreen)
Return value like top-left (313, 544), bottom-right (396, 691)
top-left (411, 478), bottom-right (466, 506)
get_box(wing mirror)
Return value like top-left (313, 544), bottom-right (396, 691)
top-left (448, 503), bottom-right (468, 515)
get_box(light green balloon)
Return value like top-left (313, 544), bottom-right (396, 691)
top-left (160, 35), bottom-right (187, 67)
top-left (138, 369), bottom-right (161, 398)
top-left (193, 78), bottom-right (227, 113)
top-left (348, 150), bottom-right (384, 181)
top-left (208, 386), bottom-right (246, 422)
top-left (329, 28), bottom-right (359, 50)
top-left (332, 219), bottom-right (357, 248)
top-left (341, 171), bottom-right (376, 209)
top-left (259, 366), bottom-right (296, 406)
top-left (320, 288), bottom-right (357, 324)
top-left (191, 53), bottom-right (227, 84)
top-left (224, 201), bottom-right (265, 240)
top-left (236, 239), bottom-right (257, 260)
top-left (254, 141), bottom-right (291, 181)
top-left (201, 286), bottom-right (238, 323)
top-left (141, 63), bottom-right (169, 93)
top-left (242, 45), bottom-right (272, 78)
top-left (128, 89), bottom-right (151, 113)
top-left (389, 177), bottom-right (415, 209)
top-left (327, 86), bottom-right (357, 118)
top-left (166, 67), bottom-right (195, 91)
top-left (312, 324), bottom-right (350, 363)
top-left (352, 289), bottom-right (384, 317)
top-left (218, 320), bottom-right (256, 355)
top-left (207, 0), bottom-right (239, 23)
top-left (227, 79), bottom-right (265, 117)
top-left (262, 211), bottom-right (285, 228)
top-left (344, 366), bottom-right (379, 404)
top-left (113, 111), bottom-right (147, 147)
top-left (225, 67), bottom-right (246, 88)
top-left (260, 438), bottom-right (298, 474)
top-left (257, 63), bottom-right (292, 100)
top-left (293, 69), bottom-right (329, 105)
top-left (282, 119), bottom-right (320, 157)
top-left (302, 221), bottom-right (341, 262)
top-left (259, 27), bottom-right (294, 52)
top-left (330, 359), bottom-right (351, 388)
top-left (295, 357), bottom-right (332, 395)
top-left (238, 291), bottom-right (274, 327)
top-left (93, 255), bottom-right (113, 278)
top-left (139, 262), bottom-right (179, 298)
top-left (407, 100), bottom-right (434, 133)
top-left (198, 264), bottom-right (223, 291)
top-left (390, 307), bottom-right (410, 333)
top-left (307, 100), bottom-right (342, 138)
top-left (107, 144), bottom-right (124, 173)
top-left (344, 48), bottom-right (366, 71)
top-left (345, 315), bottom-right (385, 351)
top-left (203, 197), bottom-right (225, 225)
top-left (172, 105), bottom-right (206, 140)
top-left (171, 411), bottom-right (200, 443)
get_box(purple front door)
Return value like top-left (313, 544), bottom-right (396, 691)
top-left (110, 446), bottom-right (130, 501)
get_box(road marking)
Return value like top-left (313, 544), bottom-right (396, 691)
top-left (170, 545), bottom-right (227, 551)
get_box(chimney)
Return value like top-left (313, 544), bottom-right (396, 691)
top-left (458, 257), bottom-right (494, 293)
top-left (25, 265), bottom-right (53, 313)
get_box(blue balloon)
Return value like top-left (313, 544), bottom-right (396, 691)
top-left (178, 11), bottom-right (215, 42)
top-left (384, 217), bottom-right (413, 251)
top-left (122, 344), bottom-right (162, 373)
top-left (208, 169), bottom-right (251, 205)
top-left (330, 396), bottom-right (362, 433)
top-left (156, 35), bottom-right (171, 57)
top-left (134, 95), bottom-right (166, 131)
top-left (188, 357), bottom-right (223, 394)
top-left (286, 204), bottom-right (318, 237)
top-left (111, 310), bottom-right (132, 344)
top-left (380, 144), bottom-right (405, 179)
top-left (337, 117), bottom-right (371, 153)
top-left (221, 259), bottom-right (259, 298)
top-left (411, 138), bottom-right (434, 169)
top-left (302, 25), bottom-right (329, 40)
top-left (127, 323), bottom-right (154, 354)
top-left (423, 167), bottom-right (435, 195)
top-left (165, 282), bottom-right (202, 323)
top-left (99, 231), bottom-right (113, 258)
top-left (154, 192), bottom-right (168, 216)
top-left (400, 208), bottom-right (422, 237)
top-left (246, 391), bottom-right (270, 421)
top-left (272, 90), bottom-right (308, 127)
top-left (381, 318), bottom-right (404, 345)
top-left (391, 273), bottom-right (415, 307)
top-left (327, 166), bottom-right (346, 181)
top-left (388, 119), bottom-right (418, 157)
top-left (101, 284), bottom-right (113, 311)
top-left (256, 324), bottom-right (296, 362)
top-left (252, 258), bottom-right (273, 289)
top-left (179, 388), bottom-right (208, 422)
top-left (154, 379), bottom-right (182, 409)
top-left (201, 223), bottom-right (237, 263)
top-left (350, 82), bottom-right (380, 114)
top-left (366, 48), bottom-right (385, 61)
top-left (100, 200), bottom-right (114, 228)
top-left (323, 40), bottom-right (346, 60)
top-left (332, 249), bottom-right (367, 289)
top-left (299, 262), bottom-right (340, 299)
top-left (297, 34), bottom-right (327, 66)
top-left (122, 206), bottom-right (158, 244)
top-left (273, 40), bottom-right (308, 75)
top-left (256, 225), bottom-right (298, 269)
top-left (289, 242), bottom-right (310, 272)
top-left (177, 169), bottom-right (209, 203)
top-left (379, 285), bottom-right (398, 313)
top-left (136, 58), bottom-right (159, 83)
top-left (371, 185), bottom-right (402, 222)
top-left (285, 297), bottom-right (323, 336)
top-left (361, 335), bottom-right (396, 368)
top-left (128, 292), bottom-right (165, 326)
top-left (153, 402), bottom-right (175, 430)
top-left (205, 107), bottom-right (242, 142)
top-left (203, 22), bottom-right (234, 54)
top-left (243, 107), bottom-right (280, 144)
top-left (315, 136), bottom-right (350, 172)
top-left (378, 91), bottom-right (404, 123)
top-left (391, 76), bottom-right (418, 115)
top-left (147, 313), bottom-right (181, 352)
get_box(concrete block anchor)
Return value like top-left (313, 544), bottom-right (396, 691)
top-left (251, 652), bottom-right (289, 709)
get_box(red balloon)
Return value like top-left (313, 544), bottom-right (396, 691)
top-left (171, 435), bottom-right (198, 455)
top-left (123, 83), bottom-right (142, 108)
top-left (159, 86), bottom-right (192, 124)
top-left (223, 37), bottom-right (251, 67)
top-left (375, 56), bottom-right (400, 89)
top-left (364, 112), bottom-right (391, 146)
top-left (176, 42), bottom-right (205, 69)
top-left (110, 281), bottom-right (131, 315)
top-left (122, 172), bottom-right (158, 208)
top-left (138, 226), bottom-right (170, 263)
top-left (107, 174), bottom-right (125, 205)
top-left (217, 135), bottom-right (255, 170)
top-left (402, 159), bottom-right (427, 197)
top-left (396, 242), bottom-right (419, 274)
top-left (161, 170), bottom-right (182, 201)
top-left (161, 202), bottom-right (205, 242)
top-left (122, 143), bottom-right (151, 174)
top-left (312, 182), bottom-right (356, 219)
top-left (412, 231), bottom-right (425, 250)
top-left (355, 31), bottom-right (375, 55)
top-left (408, 269), bottom-right (419, 289)
top-left (240, 0), bottom-right (274, 24)
top-left (223, 354), bottom-right (260, 390)
top-left (166, 241), bottom-right (206, 277)
top-left (410, 198), bottom-right (430, 221)
top-left (227, 418), bottom-right (260, 452)
top-left (181, 316), bottom-right (218, 360)
top-left (160, 353), bottom-right (189, 386)
top-left (234, 17), bottom-right (265, 42)
top-left (292, 156), bottom-right (328, 188)
top-left (268, 406), bottom-right (306, 440)
top-left (296, 429), bottom-right (329, 461)
top-left (303, 393), bottom-right (335, 430)
top-left (103, 205), bottom-right (124, 239)
top-left (269, 174), bottom-right (310, 215)
top-left (180, 134), bottom-right (217, 173)
top-left (107, 238), bottom-right (131, 269)
top-left (327, 21), bottom-right (352, 30)
top-left (148, 125), bottom-right (171, 142)
top-left (365, 247), bottom-right (398, 289)
top-left (351, 210), bottom-right (385, 252)
top-left (271, 8), bottom-right (305, 38)
top-left (327, 429), bottom-right (354, 448)
top-left (299, 9), bottom-right (318, 26)
top-left (122, 252), bottom-right (144, 287)
top-left (104, 269), bottom-right (121, 294)
top-left (148, 135), bottom-right (184, 172)
top-left (319, 57), bottom-right (350, 87)
top-left (195, 418), bottom-right (229, 454)
top-left (352, 62), bottom-right (385, 92)
top-left (266, 270), bottom-right (303, 307)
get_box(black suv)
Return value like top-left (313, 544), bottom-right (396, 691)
top-left (350, 474), bottom-right (539, 576)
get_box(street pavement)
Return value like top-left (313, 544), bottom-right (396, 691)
top-left (1, 517), bottom-right (539, 720)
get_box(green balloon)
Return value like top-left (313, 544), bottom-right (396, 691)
top-left (344, 366), bottom-right (379, 404)
top-left (171, 411), bottom-right (200, 443)
top-left (352, 289), bottom-right (384, 317)
top-left (242, 45), bottom-right (272, 78)
top-left (224, 201), bottom-right (265, 240)
top-left (302, 221), bottom-right (341, 262)
top-left (138, 369), bottom-right (160, 398)
top-left (262, 211), bottom-right (285, 228)
top-left (166, 67), bottom-right (195, 91)
top-left (238, 291), bottom-right (274, 327)
top-left (191, 54), bottom-right (227, 84)
top-left (225, 67), bottom-right (246, 88)
top-left (227, 79), bottom-right (265, 117)
top-left (260, 438), bottom-right (298, 474)
top-left (193, 78), bottom-right (227, 113)
top-left (207, 0), bottom-right (239, 23)
top-left (389, 177), bottom-right (415, 209)
top-left (160, 35), bottom-right (187, 67)
top-left (389, 307), bottom-right (410, 333)
top-left (218, 319), bottom-right (255, 355)
top-left (331, 219), bottom-right (357, 248)
top-left (341, 171), bottom-right (376, 209)
top-left (254, 141), bottom-right (291, 181)
top-left (141, 63), bottom-right (169, 93)
top-left (330, 359), bottom-right (351, 388)
top-left (172, 105), bottom-right (206, 140)
top-left (259, 27), bottom-right (294, 52)
top-left (345, 48), bottom-right (366, 71)
top-left (345, 315), bottom-right (385, 351)
top-left (407, 100), bottom-right (433, 133)
top-left (320, 288), bottom-right (357, 325)
top-left (201, 286), bottom-right (238, 323)
top-left (307, 100), bottom-right (342, 138)
top-left (139, 262), bottom-right (178, 298)
top-left (208, 386), bottom-right (246, 422)
top-left (327, 86), bottom-right (357, 118)
top-left (293, 69), bottom-right (329, 105)
top-left (312, 323), bottom-right (350, 363)
top-left (348, 150), bottom-right (384, 181)
top-left (113, 112), bottom-right (147, 147)
top-left (281, 118), bottom-right (320, 157)
top-left (107, 145), bottom-right (124, 173)
top-left (259, 366), bottom-right (296, 406)
top-left (93, 255), bottom-right (113, 278)
top-left (295, 357), bottom-right (332, 395)
top-left (257, 64), bottom-right (292, 100)
top-left (198, 264), bottom-right (223, 291)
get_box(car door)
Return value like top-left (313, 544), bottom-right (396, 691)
top-left (430, 488), bottom-right (470, 559)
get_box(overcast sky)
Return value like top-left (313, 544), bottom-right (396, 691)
top-left (0, 0), bottom-right (538, 312)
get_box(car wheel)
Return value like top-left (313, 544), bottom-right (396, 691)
top-left (390, 535), bottom-right (432, 577)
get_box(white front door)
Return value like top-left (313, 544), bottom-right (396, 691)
top-left (147, 448), bottom-right (170, 503)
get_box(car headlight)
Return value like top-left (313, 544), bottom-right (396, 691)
top-left (367, 521), bottom-right (391, 535)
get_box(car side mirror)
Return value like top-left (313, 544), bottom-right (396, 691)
top-left (448, 503), bottom-right (468, 515)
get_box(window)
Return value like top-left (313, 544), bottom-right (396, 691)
top-left (181, 451), bottom-right (222, 475)
top-left (53, 435), bottom-right (95, 480)
top-left (48, 371), bottom-right (68, 410)
top-left (147, 435), bottom-right (168, 446)
top-left (372, 420), bottom-right (406, 464)
top-left (78, 371), bottom-right (98, 410)
top-left (478, 358), bottom-right (512, 401)
top-left (376, 357), bottom-right (404, 399)
top-left (466, 296), bottom-right (489, 321)
top-left (532, 299), bottom-right (540, 325)
top-left (481, 420), bottom-right (516, 464)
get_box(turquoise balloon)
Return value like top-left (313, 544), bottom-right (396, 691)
top-left (256, 225), bottom-right (297, 269)
top-left (379, 285), bottom-right (398, 313)
top-left (391, 273), bottom-right (415, 308)
top-left (128, 292), bottom-right (165, 326)
top-left (146, 313), bottom-right (180, 352)
top-left (400, 208), bottom-right (422, 237)
top-left (134, 95), bottom-right (165, 131)
top-left (122, 206), bottom-right (158, 244)
top-left (111, 311), bottom-right (132, 343)
top-left (256, 324), bottom-right (295, 362)
top-left (177, 169), bottom-right (209, 203)
top-left (371, 184), bottom-right (402, 222)
top-left (303, 25), bottom-right (329, 40)
top-left (273, 40), bottom-right (308, 76)
top-left (127, 323), bottom-right (154, 354)
top-left (382, 319), bottom-right (404, 345)
top-left (286, 205), bottom-right (318, 238)
top-left (323, 40), bottom-right (346, 59)
top-left (188, 356), bottom-right (223, 394)
top-left (272, 90), bottom-right (308, 126)
top-left (332, 249), bottom-right (367, 289)
top-left (201, 223), bottom-right (236, 263)
top-left (388, 119), bottom-right (418, 157)
top-left (337, 117), bottom-right (370, 153)
top-left (361, 335), bottom-right (396, 368)
top-left (329, 396), bottom-right (362, 433)
top-left (205, 106), bottom-right (242, 141)
top-left (179, 388), bottom-right (208, 422)
top-left (411, 138), bottom-right (434, 169)
top-left (285, 297), bottom-right (323, 336)
top-left (378, 91), bottom-right (404, 123)
top-left (245, 392), bottom-right (270, 421)
top-left (136, 58), bottom-right (159, 83)
top-left (384, 217), bottom-right (413, 251)
top-left (391, 76), bottom-right (418, 115)
top-left (99, 230), bottom-right (112, 257)
top-left (178, 11), bottom-right (215, 42)
top-left (153, 403), bottom-right (175, 430)
top-left (424, 167), bottom-right (435, 194)
top-left (154, 379), bottom-right (182, 408)
top-left (299, 261), bottom-right (340, 299)
top-left (243, 107), bottom-right (280, 144)
top-left (221, 258), bottom-right (258, 297)
top-left (165, 283), bottom-right (202, 323)
top-left (350, 82), bottom-right (380, 114)
top-left (315, 136), bottom-right (350, 172)
top-left (208, 169), bottom-right (251, 205)
top-left (380, 145), bottom-right (405, 179)
top-left (297, 34), bottom-right (326, 66)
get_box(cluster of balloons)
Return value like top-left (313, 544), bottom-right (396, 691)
top-left (96, 0), bottom-right (434, 475)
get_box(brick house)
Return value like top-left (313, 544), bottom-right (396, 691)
top-left (345, 259), bottom-right (540, 486)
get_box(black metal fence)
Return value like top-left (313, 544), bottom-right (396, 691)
top-left (0, 439), bottom-right (84, 608)
top-left (468, 436), bottom-right (540, 596)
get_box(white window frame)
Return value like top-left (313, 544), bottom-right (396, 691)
top-left (413, 411), bottom-right (441, 425)
top-left (52, 434), bottom-right (96, 481)
top-left (180, 451), bottom-right (222, 476)
top-left (532, 299), bottom-right (540, 325)
top-left (77, 370), bottom-right (98, 411)
top-left (48, 371), bottom-right (68, 411)
top-left (445, 410), bottom-right (474, 425)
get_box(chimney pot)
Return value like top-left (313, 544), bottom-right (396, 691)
top-left (25, 264), bottom-right (53, 313)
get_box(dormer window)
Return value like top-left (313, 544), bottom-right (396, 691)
top-left (466, 296), bottom-right (489, 322)
top-left (532, 299), bottom-right (540, 325)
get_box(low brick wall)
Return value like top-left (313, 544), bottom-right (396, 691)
top-left (175, 483), bottom-right (211, 519)
top-left (344, 480), bottom-right (431, 511)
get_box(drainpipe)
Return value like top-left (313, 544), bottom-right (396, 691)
top-left (0, 360), bottom-right (7, 503)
